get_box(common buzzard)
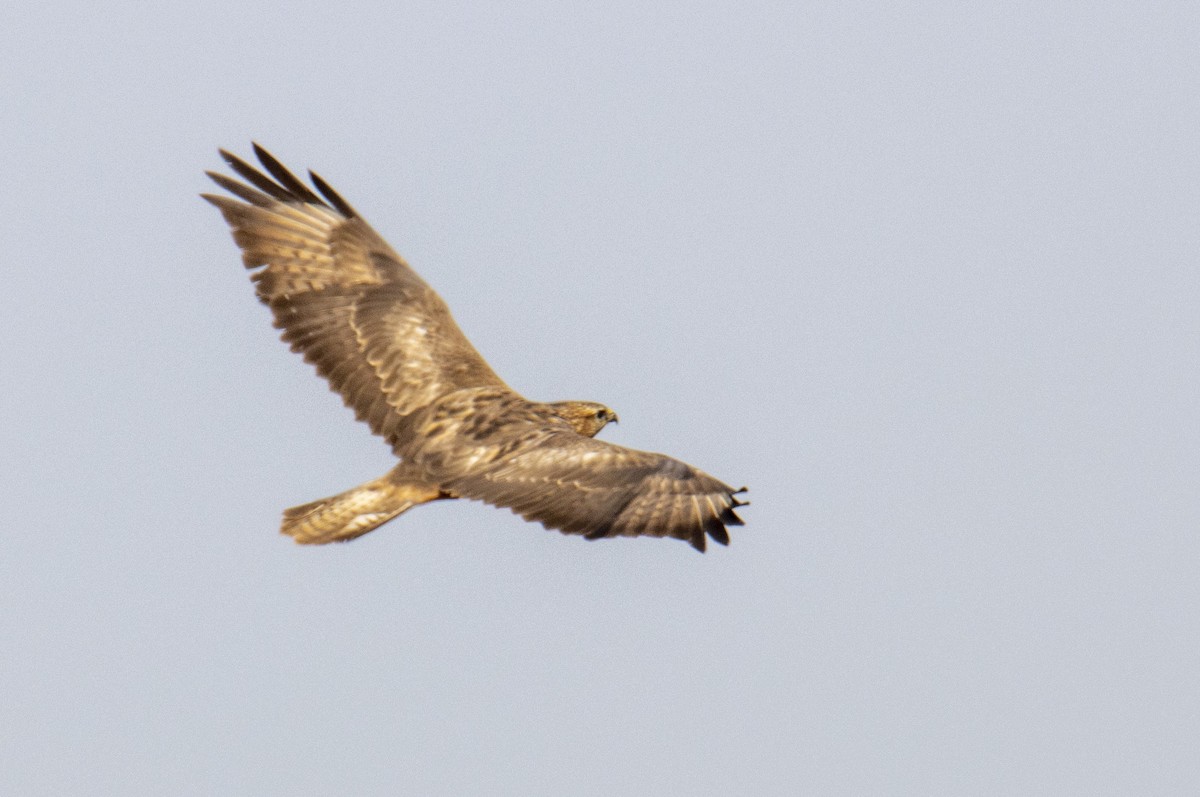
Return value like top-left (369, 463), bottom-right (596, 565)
top-left (204, 145), bottom-right (747, 552)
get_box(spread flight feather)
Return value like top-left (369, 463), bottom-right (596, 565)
top-left (203, 144), bottom-right (747, 552)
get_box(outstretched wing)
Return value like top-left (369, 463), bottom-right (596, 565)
top-left (202, 144), bottom-right (507, 451)
top-left (411, 419), bottom-right (747, 552)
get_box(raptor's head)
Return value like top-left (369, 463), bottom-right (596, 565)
top-left (548, 401), bottom-right (619, 437)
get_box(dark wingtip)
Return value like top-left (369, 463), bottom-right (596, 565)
top-left (731, 487), bottom-right (750, 509)
top-left (250, 142), bottom-right (323, 204)
top-left (706, 518), bottom-right (731, 547)
top-left (212, 146), bottom-right (295, 202)
top-left (250, 140), bottom-right (272, 164)
top-left (309, 169), bottom-right (359, 219)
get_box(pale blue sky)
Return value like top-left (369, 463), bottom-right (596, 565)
top-left (3, 2), bottom-right (1199, 794)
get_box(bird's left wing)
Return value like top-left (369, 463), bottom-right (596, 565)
top-left (202, 144), bottom-right (509, 451)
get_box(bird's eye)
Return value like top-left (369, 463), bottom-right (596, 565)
top-left (595, 409), bottom-right (607, 419)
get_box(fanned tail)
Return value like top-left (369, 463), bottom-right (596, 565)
top-left (280, 466), bottom-right (449, 544)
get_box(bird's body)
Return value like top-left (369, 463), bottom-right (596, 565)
top-left (204, 145), bottom-right (746, 551)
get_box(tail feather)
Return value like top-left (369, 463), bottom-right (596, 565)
top-left (281, 494), bottom-right (414, 544)
top-left (280, 466), bottom-right (446, 544)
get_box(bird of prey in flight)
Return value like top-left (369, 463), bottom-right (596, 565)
top-left (203, 145), bottom-right (747, 552)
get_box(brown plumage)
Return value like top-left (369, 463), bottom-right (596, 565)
top-left (203, 144), bottom-right (747, 552)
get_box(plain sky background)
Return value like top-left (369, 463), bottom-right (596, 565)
top-left (3, 2), bottom-right (1198, 794)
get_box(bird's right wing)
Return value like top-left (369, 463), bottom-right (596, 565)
top-left (409, 410), bottom-right (747, 552)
